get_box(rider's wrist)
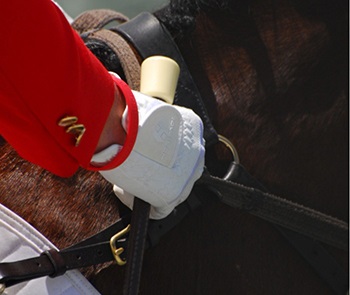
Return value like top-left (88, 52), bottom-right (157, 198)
top-left (88, 73), bottom-right (139, 170)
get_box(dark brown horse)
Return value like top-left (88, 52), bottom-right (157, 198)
top-left (0, 0), bottom-right (348, 294)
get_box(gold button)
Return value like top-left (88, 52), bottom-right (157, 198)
top-left (58, 116), bottom-right (86, 146)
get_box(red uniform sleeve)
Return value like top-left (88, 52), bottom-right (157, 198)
top-left (0, 0), bottom-right (116, 177)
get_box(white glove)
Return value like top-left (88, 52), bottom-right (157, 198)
top-left (92, 90), bottom-right (205, 219)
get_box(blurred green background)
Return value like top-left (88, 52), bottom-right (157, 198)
top-left (56, 0), bottom-right (169, 19)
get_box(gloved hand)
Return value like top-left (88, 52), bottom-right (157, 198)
top-left (92, 87), bottom-right (205, 219)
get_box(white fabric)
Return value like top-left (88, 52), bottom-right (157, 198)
top-left (91, 145), bottom-right (121, 164)
top-left (93, 91), bottom-right (205, 219)
top-left (0, 204), bottom-right (100, 295)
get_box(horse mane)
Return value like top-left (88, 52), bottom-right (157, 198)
top-left (155, 0), bottom-right (348, 44)
top-left (154, 0), bottom-right (253, 37)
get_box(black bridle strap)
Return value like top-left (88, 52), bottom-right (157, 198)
top-left (122, 198), bottom-right (150, 295)
top-left (198, 164), bottom-right (348, 250)
top-left (211, 162), bottom-right (348, 295)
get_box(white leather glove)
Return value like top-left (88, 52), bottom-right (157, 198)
top-left (92, 90), bottom-right (205, 219)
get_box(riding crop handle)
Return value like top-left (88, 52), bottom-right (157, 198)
top-left (140, 56), bottom-right (180, 104)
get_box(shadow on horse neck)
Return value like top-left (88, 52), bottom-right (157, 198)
top-left (0, 0), bottom-right (348, 294)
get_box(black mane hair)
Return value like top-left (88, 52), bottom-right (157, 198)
top-left (154, 0), bottom-right (348, 38)
top-left (154, 0), bottom-right (252, 37)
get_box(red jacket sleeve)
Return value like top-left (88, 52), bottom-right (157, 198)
top-left (0, 0), bottom-right (116, 177)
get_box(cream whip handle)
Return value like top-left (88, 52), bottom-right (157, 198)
top-left (140, 56), bottom-right (180, 104)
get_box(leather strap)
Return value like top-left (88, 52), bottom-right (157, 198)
top-left (72, 9), bottom-right (141, 91)
top-left (0, 192), bottom-right (202, 289)
top-left (198, 165), bottom-right (348, 250)
top-left (114, 12), bottom-right (219, 147)
top-left (123, 199), bottom-right (150, 295)
top-left (86, 30), bottom-right (141, 90)
top-left (0, 241), bottom-right (118, 288)
top-left (72, 9), bottom-right (129, 34)
top-left (219, 162), bottom-right (349, 295)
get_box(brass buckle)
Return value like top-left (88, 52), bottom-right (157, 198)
top-left (0, 283), bottom-right (5, 295)
top-left (109, 225), bottom-right (131, 266)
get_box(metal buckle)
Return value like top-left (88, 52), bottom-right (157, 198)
top-left (218, 134), bottom-right (240, 164)
top-left (0, 283), bottom-right (5, 295)
top-left (109, 224), bottom-right (131, 266)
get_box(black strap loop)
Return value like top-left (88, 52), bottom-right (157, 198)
top-left (41, 249), bottom-right (66, 278)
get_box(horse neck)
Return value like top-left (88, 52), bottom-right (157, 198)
top-left (176, 0), bottom-right (348, 220)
